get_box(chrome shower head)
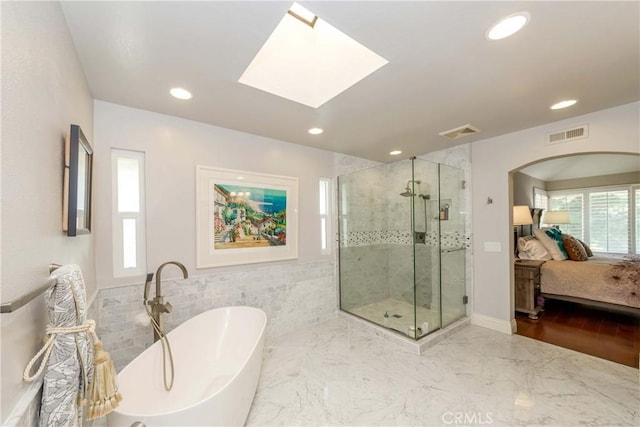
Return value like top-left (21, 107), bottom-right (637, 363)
top-left (400, 180), bottom-right (421, 197)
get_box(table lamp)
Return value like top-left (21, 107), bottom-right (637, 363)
top-left (513, 205), bottom-right (533, 258)
top-left (542, 210), bottom-right (569, 228)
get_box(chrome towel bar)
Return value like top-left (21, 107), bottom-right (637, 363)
top-left (0, 264), bottom-right (62, 314)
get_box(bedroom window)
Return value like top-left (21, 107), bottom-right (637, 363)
top-left (549, 184), bottom-right (638, 255)
top-left (589, 189), bottom-right (628, 254)
top-left (548, 193), bottom-right (584, 240)
top-left (533, 187), bottom-right (548, 211)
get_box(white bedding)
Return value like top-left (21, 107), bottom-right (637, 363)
top-left (540, 256), bottom-right (640, 309)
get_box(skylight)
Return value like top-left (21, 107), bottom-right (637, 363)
top-left (238, 3), bottom-right (389, 108)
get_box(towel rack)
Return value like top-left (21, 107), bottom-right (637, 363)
top-left (0, 264), bottom-right (61, 314)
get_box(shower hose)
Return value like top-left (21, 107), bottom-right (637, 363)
top-left (144, 302), bottom-right (175, 391)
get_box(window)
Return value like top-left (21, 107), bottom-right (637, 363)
top-left (548, 193), bottom-right (584, 240)
top-left (589, 190), bottom-right (628, 253)
top-left (548, 184), bottom-right (638, 255)
top-left (533, 187), bottom-right (548, 211)
top-left (319, 178), bottom-right (331, 254)
top-left (112, 149), bottom-right (146, 277)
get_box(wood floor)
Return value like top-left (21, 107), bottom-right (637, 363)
top-left (515, 299), bottom-right (640, 368)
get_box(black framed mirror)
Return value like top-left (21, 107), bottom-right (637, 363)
top-left (63, 124), bottom-right (93, 236)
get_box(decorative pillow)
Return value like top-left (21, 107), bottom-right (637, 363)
top-left (562, 234), bottom-right (588, 261)
top-left (533, 228), bottom-right (568, 261)
top-left (517, 237), bottom-right (552, 260)
top-left (517, 235), bottom-right (535, 252)
top-left (545, 228), bottom-right (569, 259)
top-left (577, 238), bottom-right (594, 257)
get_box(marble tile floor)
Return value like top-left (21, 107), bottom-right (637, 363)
top-left (246, 317), bottom-right (639, 426)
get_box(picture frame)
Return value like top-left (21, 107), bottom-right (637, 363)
top-left (196, 165), bottom-right (299, 268)
top-left (63, 124), bottom-right (93, 236)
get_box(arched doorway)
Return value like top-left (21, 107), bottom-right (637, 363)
top-left (509, 152), bottom-right (640, 367)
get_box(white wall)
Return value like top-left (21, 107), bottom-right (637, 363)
top-left (91, 102), bottom-right (338, 370)
top-left (93, 101), bottom-right (335, 285)
top-left (0, 1), bottom-right (94, 422)
top-left (471, 102), bottom-right (640, 331)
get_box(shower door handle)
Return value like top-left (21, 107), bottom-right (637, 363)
top-left (441, 247), bottom-right (466, 253)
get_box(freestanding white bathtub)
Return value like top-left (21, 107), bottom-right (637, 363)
top-left (107, 306), bottom-right (267, 427)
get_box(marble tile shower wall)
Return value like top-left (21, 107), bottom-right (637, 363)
top-left (97, 260), bottom-right (336, 371)
top-left (338, 166), bottom-right (387, 233)
top-left (441, 249), bottom-right (466, 322)
top-left (339, 245), bottom-right (389, 310)
top-left (388, 244), bottom-right (436, 309)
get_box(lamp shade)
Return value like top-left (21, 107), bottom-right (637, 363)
top-left (513, 205), bottom-right (533, 226)
top-left (542, 210), bottom-right (570, 225)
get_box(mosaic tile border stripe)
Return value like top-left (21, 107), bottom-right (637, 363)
top-left (341, 230), bottom-right (471, 249)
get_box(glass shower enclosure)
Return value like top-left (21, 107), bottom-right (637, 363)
top-left (338, 157), bottom-right (466, 339)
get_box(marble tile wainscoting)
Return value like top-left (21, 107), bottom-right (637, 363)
top-left (96, 259), bottom-right (337, 371)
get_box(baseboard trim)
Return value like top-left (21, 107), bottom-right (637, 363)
top-left (471, 313), bottom-right (514, 335)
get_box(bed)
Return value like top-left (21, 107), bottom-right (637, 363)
top-left (517, 228), bottom-right (640, 314)
top-left (540, 255), bottom-right (640, 313)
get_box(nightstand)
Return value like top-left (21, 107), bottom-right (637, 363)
top-left (514, 259), bottom-right (546, 319)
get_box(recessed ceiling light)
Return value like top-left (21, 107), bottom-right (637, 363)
top-left (308, 127), bottom-right (323, 135)
top-left (487, 12), bottom-right (530, 40)
top-left (550, 99), bottom-right (577, 110)
top-left (170, 87), bottom-right (192, 100)
top-left (389, 150), bottom-right (402, 156)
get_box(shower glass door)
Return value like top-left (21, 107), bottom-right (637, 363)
top-left (438, 163), bottom-right (467, 327)
top-left (413, 159), bottom-right (441, 336)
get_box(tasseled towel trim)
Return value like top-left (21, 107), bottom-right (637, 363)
top-left (24, 319), bottom-right (123, 420)
top-left (87, 339), bottom-right (123, 420)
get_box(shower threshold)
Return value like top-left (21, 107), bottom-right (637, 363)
top-left (350, 298), bottom-right (438, 336)
top-left (340, 299), bottom-right (470, 354)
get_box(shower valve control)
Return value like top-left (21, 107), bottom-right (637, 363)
top-left (163, 301), bottom-right (173, 313)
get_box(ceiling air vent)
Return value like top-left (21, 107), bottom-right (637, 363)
top-left (439, 124), bottom-right (480, 140)
top-left (547, 124), bottom-right (589, 144)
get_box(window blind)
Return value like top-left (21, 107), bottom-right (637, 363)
top-left (548, 193), bottom-right (584, 240)
top-left (589, 190), bottom-right (628, 253)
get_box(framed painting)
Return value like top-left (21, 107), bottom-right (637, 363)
top-left (196, 165), bottom-right (299, 268)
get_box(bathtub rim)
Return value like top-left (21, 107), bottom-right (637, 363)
top-left (112, 305), bottom-right (267, 419)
